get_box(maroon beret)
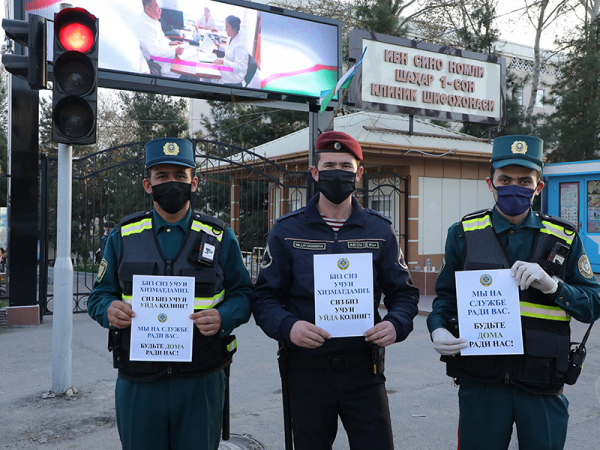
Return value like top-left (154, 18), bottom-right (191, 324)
top-left (315, 131), bottom-right (363, 161)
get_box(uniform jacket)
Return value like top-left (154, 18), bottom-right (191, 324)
top-left (88, 208), bottom-right (253, 381)
top-left (427, 207), bottom-right (600, 393)
top-left (252, 194), bottom-right (419, 357)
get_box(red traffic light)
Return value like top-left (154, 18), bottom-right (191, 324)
top-left (54, 7), bottom-right (97, 54)
top-left (52, 7), bottom-right (98, 145)
top-left (59, 22), bottom-right (94, 52)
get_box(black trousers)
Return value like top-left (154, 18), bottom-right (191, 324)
top-left (287, 358), bottom-right (394, 450)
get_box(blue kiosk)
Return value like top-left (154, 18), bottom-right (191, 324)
top-left (543, 160), bottom-right (600, 272)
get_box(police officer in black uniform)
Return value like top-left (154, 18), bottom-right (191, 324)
top-left (252, 131), bottom-right (419, 450)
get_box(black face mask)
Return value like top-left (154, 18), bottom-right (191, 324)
top-left (151, 181), bottom-right (192, 214)
top-left (317, 169), bottom-right (356, 205)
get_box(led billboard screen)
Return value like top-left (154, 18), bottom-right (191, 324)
top-left (25, 0), bottom-right (341, 104)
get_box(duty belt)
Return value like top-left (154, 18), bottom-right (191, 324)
top-left (289, 348), bottom-right (370, 371)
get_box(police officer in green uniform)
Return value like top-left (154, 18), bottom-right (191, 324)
top-left (88, 138), bottom-right (253, 450)
top-left (427, 135), bottom-right (600, 450)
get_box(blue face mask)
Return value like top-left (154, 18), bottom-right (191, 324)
top-left (493, 184), bottom-right (536, 216)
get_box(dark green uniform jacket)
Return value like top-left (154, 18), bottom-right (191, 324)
top-left (88, 208), bottom-right (253, 382)
top-left (427, 207), bottom-right (600, 394)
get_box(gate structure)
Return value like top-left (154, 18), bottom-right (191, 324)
top-left (39, 140), bottom-right (407, 316)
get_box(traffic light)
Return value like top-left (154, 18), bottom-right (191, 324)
top-left (52, 7), bottom-right (98, 145)
top-left (1, 14), bottom-right (47, 90)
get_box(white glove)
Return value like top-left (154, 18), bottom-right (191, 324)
top-left (432, 328), bottom-right (468, 356)
top-left (510, 261), bottom-right (557, 293)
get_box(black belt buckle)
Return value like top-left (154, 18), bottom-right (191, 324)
top-left (330, 355), bottom-right (345, 371)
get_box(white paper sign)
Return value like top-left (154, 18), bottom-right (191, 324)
top-left (314, 253), bottom-right (374, 337)
top-left (455, 269), bottom-right (523, 356)
top-left (130, 275), bottom-right (195, 362)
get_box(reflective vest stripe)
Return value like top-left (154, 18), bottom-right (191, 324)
top-left (121, 219), bottom-right (153, 237)
top-left (194, 289), bottom-right (225, 309)
top-left (191, 221), bottom-right (223, 241)
top-left (520, 301), bottom-right (571, 321)
top-left (227, 339), bottom-right (237, 353)
top-left (463, 216), bottom-right (493, 232)
top-left (540, 221), bottom-right (574, 245)
top-left (121, 290), bottom-right (225, 310)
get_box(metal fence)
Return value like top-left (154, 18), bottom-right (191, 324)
top-left (39, 139), bottom-right (407, 315)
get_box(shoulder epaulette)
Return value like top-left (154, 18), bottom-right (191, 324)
top-left (193, 212), bottom-right (228, 231)
top-left (461, 208), bottom-right (492, 222)
top-left (119, 210), bottom-right (152, 227)
top-left (538, 212), bottom-right (576, 234)
top-left (276, 207), bottom-right (306, 223)
top-left (364, 208), bottom-right (392, 224)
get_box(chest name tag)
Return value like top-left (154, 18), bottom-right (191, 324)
top-left (347, 241), bottom-right (380, 249)
top-left (293, 241), bottom-right (327, 251)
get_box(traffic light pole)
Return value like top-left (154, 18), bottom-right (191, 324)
top-left (48, 4), bottom-right (98, 394)
top-left (6, 62), bottom-right (40, 323)
top-left (52, 143), bottom-right (73, 394)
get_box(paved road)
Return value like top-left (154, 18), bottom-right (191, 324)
top-left (2, 311), bottom-right (600, 449)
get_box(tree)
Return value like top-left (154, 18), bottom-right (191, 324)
top-left (39, 96), bottom-right (56, 156)
top-left (522, 0), bottom-right (572, 117)
top-left (461, 72), bottom-right (538, 139)
top-left (39, 89), bottom-right (139, 157)
top-left (544, 18), bottom-right (600, 162)
top-left (198, 102), bottom-right (306, 252)
top-left (271, 0), bottom-right (450, 57)
top-left (39, 89), bottom-right (190, 265)
top-left (355, 0), bottom-right (411, 37)
top-left (200, 102), bottom-right (307, 150)
top-left (117, 91), bottom-right (189, 142)
top-left (416, 0), bottom-right (500, 54)
top-left (578, 0), bottom-right (600, 22)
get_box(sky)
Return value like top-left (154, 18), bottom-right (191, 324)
top-left (494, 1), bottom-right (581, 51)
top-left (0, 0), bottom-right (582, 51)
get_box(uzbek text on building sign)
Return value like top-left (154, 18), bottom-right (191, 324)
top-left (349, 31), bottom-right (506, 125)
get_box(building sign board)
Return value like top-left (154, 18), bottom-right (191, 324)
top-left (349, 30), bottom-right (506, 125)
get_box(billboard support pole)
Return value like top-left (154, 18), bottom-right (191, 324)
top-left (308, 109), bottom-right (334, 199)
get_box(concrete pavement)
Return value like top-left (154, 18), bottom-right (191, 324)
top-left (2, 303), bottom-right (600, 449)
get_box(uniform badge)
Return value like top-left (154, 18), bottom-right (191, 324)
top-left (397, 252), bottom-right (408, 270)
top-left (578, 255), bottom-right (594, 279)
top-left (439, 257), bottom-right (446, 273)
top-left (293, 241), bottom-right (326, 250)
top-left (347, 241), bottom-right (379, 249)
top-left (337, 258), bottom-right (350, 270)
top-left (260, 244), bottom-right (273, 269)
top-left (163, 142), bottom-right (180, 156)
top-left (97, 259), bottom-right (108, 282)
top-left (511, 141), bottom-right (528, 154)
top-left (334, 142), bottom-right (342, 150)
